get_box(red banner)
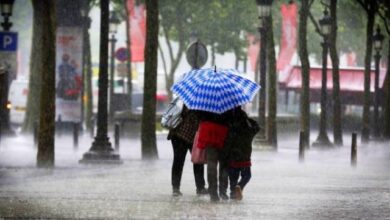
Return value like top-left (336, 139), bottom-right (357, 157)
top-left (247, 34), bottom-right (260, 72)
top-left (346, 52), bottom-right (357, 66)
top-left (127, 0), bottom-right (146, 62)
top-left (277, 2), bottom-right (297, 71)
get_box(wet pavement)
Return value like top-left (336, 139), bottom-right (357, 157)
top-left (0, 131), bottom-right (389, 219)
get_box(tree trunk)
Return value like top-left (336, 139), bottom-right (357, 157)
top-left (258, 23), bottom-right (267, 140)
top-left (36, 0), bottom-right (56, 168)
top-left (329, 0), bottom-right (343, 146)
top-left (166, 45), bottom-right (184, 100)
top-left (298, 0), bottom-right (311, 148)
top-left (22, 0), bottom-right (46, 133)
top-left (141, 0), bottom-right (159, 159)
top-left (160, 20), bottom-right (184, 101)
top-left (124, 0), bottom-right (133, 110)
top-left (383, 40), bottom-right (390, 139)
top-left (361, 5), bottom-right (376, 143)
top-left (266, 15), bottom-right (277, 148)
top-left (252, 47), bottom-right (261, 113)
top-left (85, 19), bottom-right (93, 131)
top-left (234, 47), bottom-right (240, 70)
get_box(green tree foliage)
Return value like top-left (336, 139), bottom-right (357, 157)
top-left (158, 0), bottom-right (256, 98)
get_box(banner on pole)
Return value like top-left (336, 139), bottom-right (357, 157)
top-left (55, 27), bottom-right (83, 122)
top-left (127, 0), bottom-right (146, 62)
top-left (277, 2), bottom-right (297, 71)
top-left (247, 34), bottom-right (260, 72)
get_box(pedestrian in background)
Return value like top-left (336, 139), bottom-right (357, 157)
top-left (167, 105), bottom-right (208, 197)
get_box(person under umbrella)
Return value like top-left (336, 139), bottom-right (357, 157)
top-left (172, 67), bottom-right (260, 201)
top-left (167, 105), bottom-right (208, 197)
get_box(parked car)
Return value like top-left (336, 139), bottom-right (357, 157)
top-left (8, 78), bottom-right (29, 125)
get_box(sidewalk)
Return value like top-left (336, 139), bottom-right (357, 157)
top-left (0, 133), bottom-right (389, 219)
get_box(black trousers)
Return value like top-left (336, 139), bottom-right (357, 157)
top-left (171, 137), bottom-right (206, 190)
top-left (228, 167), bottom-right (251, 196)
top-left (206, 147), bottom-right (228, 197)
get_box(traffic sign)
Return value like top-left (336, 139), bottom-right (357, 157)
top-left (0, 32), bottom-right (18, 51)
top-left (186, 40), bottom-right (208, 69)
top-left (115, 47), bottom-right (129, 62)
top-left (116, 63), bottom-right (128, 77)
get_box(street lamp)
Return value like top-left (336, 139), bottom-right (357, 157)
top-left (255, 0), bottom-right (272, 142)
top-left (373, 25), bottom-right (384, 138)
top-left (0, 0), bottom-right (15, 137)
top-left (313, 8), bottom-right (332, 147)
top-left (0, 0), bottom-right (14, 31)
top-left (80, 0), bottom-right (121, 163)
top-left (109, 11), bottom-right (120, 121)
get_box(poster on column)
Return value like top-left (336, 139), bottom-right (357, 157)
top-left (55, 27), bottom-right (83, 122)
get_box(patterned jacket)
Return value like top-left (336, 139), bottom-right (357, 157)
top-left (167, 106), bottom-right (200, 145)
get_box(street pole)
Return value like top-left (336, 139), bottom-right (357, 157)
top-left (373, 51), bottom-right (381, 138)
top-left (372, 26), bottom-right (384, 139)
top-left (80, 0), bottom-right (121, 164)
top-left (313, 8), bottom-right (332, 147)
top-left (313, 37), bottom-right (332, 147)
top-left (109, 34), bottom-right (116, 122)
top-left (254, 0), bottom-right (272, 143)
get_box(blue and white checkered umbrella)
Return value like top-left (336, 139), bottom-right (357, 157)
top-left (171, 67), bottom-right (260, 114)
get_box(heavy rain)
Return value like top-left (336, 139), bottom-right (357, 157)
top-left (0, 0), bottom-right (389, 219)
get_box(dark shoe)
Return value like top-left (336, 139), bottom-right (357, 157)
top-left (210, 193), bottom-right (220, 202)
top-left (220, 192), bottom-right (229, 200)
top-left (230, 193), bottom-right (236, 200)
top-left (196, 188), bottom-right (208, 196)
top-left (172, 189), bottom-right (183, 197)
top-left (234, 185), bottom-right (243, 201)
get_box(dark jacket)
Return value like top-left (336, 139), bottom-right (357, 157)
top-left (167, 106), bottom-right (199, 145)
top-left (195, 108), bottom-right (235, 126)
top-left (224, 109), bottom-right (260, 167)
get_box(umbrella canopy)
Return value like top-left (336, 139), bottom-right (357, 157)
top-left (171, 68), bottom-right (260, 114)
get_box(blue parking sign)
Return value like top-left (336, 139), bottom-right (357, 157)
top-left (0, 32), bottom-right (18, 51)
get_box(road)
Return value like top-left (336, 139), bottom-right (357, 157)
top-left (0, 132), bottom-right (389, 219)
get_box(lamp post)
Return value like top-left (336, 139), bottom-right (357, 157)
top-left (0, 0), bottom-right (15, 137)
top-left (313, 8), bottom-right (332, 147)
top-left (372, 26), bottom-right (384, 138)
top-left (255, 0), bottom-right (272, 141)
top-left (0, 0), bottom-right (14, 31)
top-left (80, 0), bottom-right (121, 163)
top-left (109, 11), bottom-right (120, 122)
